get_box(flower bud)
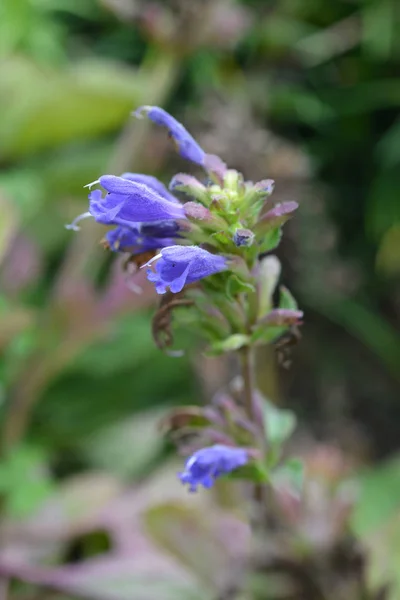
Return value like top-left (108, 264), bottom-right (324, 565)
top-left (255, 201), bottom-right (298, 236)
top-left (183, 202), bottom-right (212, 221)
top-left (255, 179), bottom-right (275, 195)
top-left (183, 202), bottom-right (227, 232)
top-left (223, 169), bottom-right (242, 192)
top-left (169, 173), bottom-right (209, 205)
top-left (257, 255), bottom-right (281, 317)
top-left (233, 228), bottom-right (255, 247)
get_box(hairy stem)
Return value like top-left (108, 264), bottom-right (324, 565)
top-left (240, 345), bottom-right (267, 512)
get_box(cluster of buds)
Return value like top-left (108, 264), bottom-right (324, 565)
top-left (67, 106), bottom-right (303, 492)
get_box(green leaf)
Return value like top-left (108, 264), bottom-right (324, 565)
top-left (226, 274), bottom-right (255, 300)
top-left (279, 285), bottom-right (298, 310)
top-left (0, 57), bottom-right (144, 159)
top-left (352, 456), bottom-right (400, 537)
top-left (0, 444), bottom-right (54, 518)
top-left (258, 227), bottom-right (282, 253)
top-left (262, 399), bottom-right (296, 448)
top-left (363, 512), bottom-right (400, 600)
top-left (351, 457), bottom-right (400, 600)
top-left (251, 324), bottom-right (287, 346)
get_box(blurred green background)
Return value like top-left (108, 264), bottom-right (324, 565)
top-left (0, 0), bottom-right (399, 598)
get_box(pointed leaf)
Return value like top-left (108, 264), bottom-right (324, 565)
top-left (262, 400), bottom-right (296, 448)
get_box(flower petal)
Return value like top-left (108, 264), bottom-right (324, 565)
top-left (144, 245), bottom-right (227, 294)
top-left (87, 176), bottom-right (186, 225)
top-left (179, 445), bottom-right (249, 492)
top-left (135, 106), bottom-right (206, 166)
top-left (121, 172), bottom-right (179, 204)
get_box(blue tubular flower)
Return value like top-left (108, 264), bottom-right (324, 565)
top-left (121, 173), bottom-right (179, 204)
top-left (135, 106), bottom-right (206, 166)
top-left (104, 226), bottom-right (176, 254)
top-left (86, 176), bottom-right (185, 227)
top-left (144, 245), bottom-right (227, 294)
top-left (179, 445), bottom-right (249, 492)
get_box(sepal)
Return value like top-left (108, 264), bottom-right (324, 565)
top-left (254, 201), bottom-right (298, 236)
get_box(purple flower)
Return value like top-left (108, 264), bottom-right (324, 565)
top-left (144, 245), bottom-right (227, 294)
top-left (121, 172), bottom-right (179, 204)
top-left (66, 175), bottom-right (186, 231)
top-left (104, 225), bottom-right (176, 254)
top-left (135, 106), bottom-right (206, 166)
top-left (179, 445), bottom-right (249, 492)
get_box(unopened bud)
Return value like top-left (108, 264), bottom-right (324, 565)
top-left (184, 201), bottom-right (212, 221)
top-left (233, 228), bottom-right (255, 247)
top-left (184, 202), bottom-right (227, 232)
top-left (223, 169), bottom-right (242, 192)
top-left (254, 179), bottom-right (275, 195)
top-left (257, 255), bottom-right (281, 317)
top-left (255, 201), bottom-right (299, 235)
top-left (169, 173), bottom-right (209, 205)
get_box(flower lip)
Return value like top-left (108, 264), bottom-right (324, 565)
top-left (143, 245), bottom-right (227, 295)
top-left (179, 444), bottom-right (249, 492)
top-left (134, 106), bottom-right (206, 166)
top-left (120, 172), bottom-right (179, 204)
top-left (87, 175), bottom-right (186, 226)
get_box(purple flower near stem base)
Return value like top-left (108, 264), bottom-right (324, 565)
top-left (144, 245), bottom-right (227, 294)
top-left (104, 225), bottom-right (177, 254)
top-left (135, 106), bottom-right (206, 166)
top-left (179, 444), bottom-right (249, 492)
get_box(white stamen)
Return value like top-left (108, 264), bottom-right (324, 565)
top-left (140, 252), bottom-right (162, 269)
top-left (84, 179), bottom-right (100, 189)
top-left (65, 212), bottom-right (92, 231)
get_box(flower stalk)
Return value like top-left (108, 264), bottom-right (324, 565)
top-left (61, 101), bottom-right (390, 600)
top-left (241, 345), bottom-right (257, 423)
top-left (67, 104), bottom-right (304, 537)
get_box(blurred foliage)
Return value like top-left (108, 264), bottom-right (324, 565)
top-left (0, 0), bottom-right (399, 598)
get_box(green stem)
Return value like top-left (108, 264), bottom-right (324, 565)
top-left (241, 345), bottom-right (256, 422)
top-left (240, 345), bottom-right (267, 512)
